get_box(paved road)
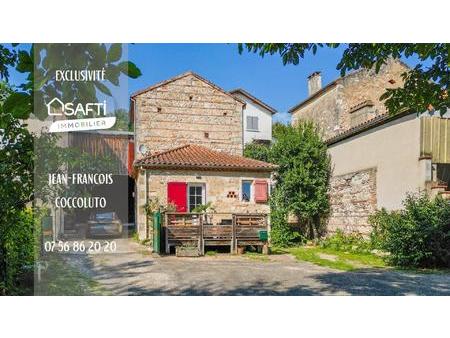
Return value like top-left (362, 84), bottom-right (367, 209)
top-left (66, 239), bottom-right (450, 296)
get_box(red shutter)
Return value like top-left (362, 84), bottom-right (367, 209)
top-left (167, 182), bottom-right (187, 212)
top-left (127, 141), bottom-right (134, 176)
top-left (254, 180), bottom-right (268, 203)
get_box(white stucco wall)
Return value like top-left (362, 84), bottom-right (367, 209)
top-left (233, 93), bottom-right (273, 144)
top-left (328, 114), bottom-right (428, 210)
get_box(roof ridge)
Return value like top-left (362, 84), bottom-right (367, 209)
top-left (131, 71), bottom-right (245, 105)
top-left (288, 58), bottom-right (409, 113)
top-left (150, 144), bottom-right (191, 158)
top-left (229, 88), bottom-right (278, 114)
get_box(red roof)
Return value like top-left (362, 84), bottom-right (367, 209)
top-left (134, 144), bottom-right (277, 172)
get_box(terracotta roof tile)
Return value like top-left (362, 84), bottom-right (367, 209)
top-left (134, 144), bottom-right (277, 172)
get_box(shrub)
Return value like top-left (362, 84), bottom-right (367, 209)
top-left (0, 208), bottom-right (36, 295)
top-left (320, 229), bottom-right (372, 254)
top-left (245, 122), bottom-right (331, 245)
top-left (369, 193), bottom-right (450, 268)
top-left (269, 188), bottom-right (305, 247)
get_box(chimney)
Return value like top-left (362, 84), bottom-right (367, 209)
top-left (308, 71), bottom-right (322, 96)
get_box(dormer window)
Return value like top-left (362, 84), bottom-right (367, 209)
top-left (348, 100), bottom-right (375, 128)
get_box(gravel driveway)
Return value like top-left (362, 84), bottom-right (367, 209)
top-left (66, 239), bottom-right (450, 296)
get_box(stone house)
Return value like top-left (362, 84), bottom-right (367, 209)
top-left (229, 88), bottom-right (277, 144)
top-left (131, 71), bottom-right (277, 241)
top-left (290, 60), bottom-right (450, 234)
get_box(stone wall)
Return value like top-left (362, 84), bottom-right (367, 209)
top-left (338, 59), bottom-right (408, 132)
top-left (328, 167), bottom-right (377, 235)
top-left (134, 73), bottom-right (244, 158)
top-left (291, 59), bottom-right (408, 140)
top-left (291, 86), bottom-right (341, 140)
top-left (136, 169), bottom-right (271, 240)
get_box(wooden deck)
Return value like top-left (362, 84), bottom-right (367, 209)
top-left (164, 213), bottom-right (269, 255)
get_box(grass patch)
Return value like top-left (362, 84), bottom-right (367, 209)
top-left (287, 246), bottom-right (386, 271)
top-left (244, 252), bottom-right (270, 262)
top-left (35, 254), bottom-right (108, 295)
top-left (205, 250), bottom-right (218, 256)
top-left (269, 247), bottom-right (289, 255)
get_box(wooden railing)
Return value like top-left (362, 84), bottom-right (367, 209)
top-left (164, 212), bottom-right (268, 255)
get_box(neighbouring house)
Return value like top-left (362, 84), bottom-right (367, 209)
top-left (131, 71), bottom-right (277, 244)
top-left (290, 59), bottom-right (450, 234)
top-left (229, 88), bottom-right (277, 144)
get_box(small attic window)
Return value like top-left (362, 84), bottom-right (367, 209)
top-left (157, 107), bottom-right (162, 112)
top-left (388, 79), bottom-right (396, 84)
top-left (223, 112), bottom-right (227, 116)
top-left (204, 132), bottom-right (209, 138)
top-left (189, 95), bottom-right (193, 100)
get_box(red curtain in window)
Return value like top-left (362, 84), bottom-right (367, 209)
top-left (254, 180), bottom-right (268, 203)
top-left (167, 182), bottom-right (187, 212)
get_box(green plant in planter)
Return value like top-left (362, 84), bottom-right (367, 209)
top-left (192, 202), bottom-right (216, 213)
top-left (192, 202), bottom-right (216, 224)
top-left (143, 197), bottom-right (176, 216)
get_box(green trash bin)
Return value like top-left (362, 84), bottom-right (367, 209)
top-left (258, 230), bottom-right (268, 241)
top-left (153, 211), bottom-right (161, 254)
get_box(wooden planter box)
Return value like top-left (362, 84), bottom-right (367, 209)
top-left (176, 246), bottom-right (200, 257)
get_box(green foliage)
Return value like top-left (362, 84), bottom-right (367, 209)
top-left (369, 193), bottom-right (450, 268)
top-left (143, 197), bottom-right (176, 216)
top-left (192, 202), bottom-right (216, 213)
top-left (270, 122), bottom-right (330, 228)
top-left (320, 230), bottom-right (372, 254)
top-left (0, 43), bottom-right (143, 294)
top-left (288, 246), bottom-right (386, 271)
top-left (245, 122), bottom-right (331, 246)
top-left (0, 43), bottom-right (142, 121)
top-left (243, 141), bottom-right (271, 162)
top-left (269, 188), bottom-right (305, 246)
top-left (36, 254), bottom-right (105, 296)
top-left (0, 45), bottom-right (16, 80)
top-left (109, 108), bottom-right (132, 131)
top-left (0, 113), bottom-right (34, 211)
top-left (239, 43), bottom-right (449, 116)
top-left (0, 209), bottom-right (35, 295)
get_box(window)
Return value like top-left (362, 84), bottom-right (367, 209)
top-left (348, 101), bottom-right (375, 128)
top-left (242, 180), bottom-right (252, 202)
top-left (188, 184), bottom-right (204, 212)
top-left (246, 116), bottom-right (259, 131)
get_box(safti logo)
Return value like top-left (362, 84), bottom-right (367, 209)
top-left (47, 97), bottom-right (107, 117)
top-left (47, 97), bottom-right (115, 133)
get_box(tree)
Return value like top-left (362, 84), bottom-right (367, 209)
top-left (109, 108), bottom-right (132, 131)
top-left (243, 141), bottom-right (271, 163)
top-left (0, 44), bottom-right (142, 294)
top-left (0, 82), bottom-right (34, 294)
top-left (2, 43), bottom-right (142, 121)
top-left (239, 43), bottom-right (449, 115)
top-left (245, 122), bottom-right (331, 246)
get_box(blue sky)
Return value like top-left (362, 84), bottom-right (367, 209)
top-left (128, 44), bottom-right (349, 124)
top-left (7, 44), bottom-right (423, 124)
